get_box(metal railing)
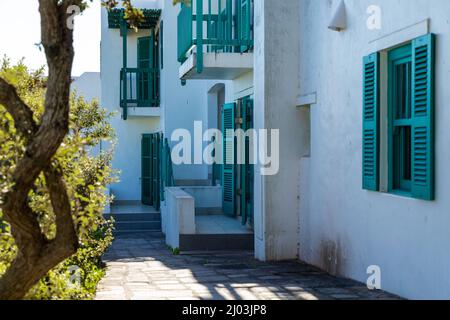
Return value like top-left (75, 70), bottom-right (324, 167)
top-left (177, 0), bottom-right (253, 74)
top-left (120, 67), bottom-right (160, 118)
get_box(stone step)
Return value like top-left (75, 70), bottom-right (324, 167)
top-left (179, 234), bottom-right (254, 251)
top-left (114, 221), bottom-right (161, 231)
top-left (104, 212), bottom-right (161, 222)
top-left (113, 230), bottom-right (163, 236)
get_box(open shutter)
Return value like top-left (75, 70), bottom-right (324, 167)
top-left (142, 134), bottom-right (152, 205)
top-left (152, 133), bottom-right (161, 210)
top-left (411, 34), bottom-right (435, 200)
top-left (362, 53), bottom-right (380, 191)
top-left (137, 37), bottom-right (150, 106)
top-left (222, 103), bottom-right (236, 216)
top-left (239, 0), bottom-right (251, 53)
top-left (240, 97), bottom-right (254, 225)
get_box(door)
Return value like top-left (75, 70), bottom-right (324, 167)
top-left (222, 103), bottom-right (236, 216)
top-left (141, 134), bottom-right (153, 205)
top-left (240, 97), bottom-right (254, 225)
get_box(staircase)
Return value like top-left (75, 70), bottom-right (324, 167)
top-left (104, 202), bottom-right (162, 235)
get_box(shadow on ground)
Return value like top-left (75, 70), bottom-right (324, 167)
top-left (95, 233), bottom-right (401, 300)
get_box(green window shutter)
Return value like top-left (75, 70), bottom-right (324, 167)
top-left (362, 52), bottom-right (380, 191)
top-left (411, 34), bottom-right (435, 200)
top-left (222, 103), bottom-right (236, 216)
top-left (239, 0), bottom-right (251, 53)
top-left (240, 97), bottom-right (254, 225)
top-left (138, 35), bottom-right (156, 107)
top-left (137, 36), bottom-right (151, 69)
top-left (137, 36), bottom-right (150, 105)
top-left (142, 134), bottom-right (152, 205)
top-left (152, 133), bottom-right (161, 211)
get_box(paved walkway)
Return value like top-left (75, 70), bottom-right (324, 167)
top-left (95, 233), bottom-right (401, 300)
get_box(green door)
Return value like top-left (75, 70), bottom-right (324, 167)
top-left (240, 97), bottom-right (254, 225)
top-left (141, 134), bottom-right (152, 205)
top-left (222, 103), bottom-right (236, 216)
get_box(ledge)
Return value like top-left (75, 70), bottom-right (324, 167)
top-left (179, 52), bottom-right (254, 80)
top-left (125, 107), bottom-right (162, 118)
top-left (297, 92), bottom-right (317, 107)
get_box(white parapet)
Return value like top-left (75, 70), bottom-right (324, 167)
top-left (161, 187), bottom-right (196, 249)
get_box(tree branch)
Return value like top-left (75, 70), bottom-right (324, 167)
top-left (0, 77), bottom-right (38, 138)
top-left (41, 165), bottom-right (78, 259)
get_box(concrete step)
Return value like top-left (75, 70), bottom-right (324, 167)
top-left (104, 212), bottom-right (161, 222)
top-left (114, 221), bottom-right (161, 231)
top-left (113, 230), bottom-right (163, 236)
top-left (179, 234), bottom-right (254, 251)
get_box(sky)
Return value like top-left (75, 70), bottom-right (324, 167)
top-left (0, 0), bottom-right (101, 77)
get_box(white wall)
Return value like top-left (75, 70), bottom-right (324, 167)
top-left (253, 0), bottom-right (310, 261)
top-left (100, 0), bottom-right (230, 199)
top-left (298, 0), bottom-right (450, 299)
top-left (161, 187), bottom-right (196, 249)
top-left (71, 72), bottom-right (103, 157)
top-left (160, 0), bottom-right (234, 182)
top-left (233, 70), bottom-right (254, 100)
top-left (101, 3), bottom-right (162, 201)
top-left (71, 72), bottom-right (101, 102)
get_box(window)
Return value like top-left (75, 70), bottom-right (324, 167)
top-left (362, 34), bottom-right (435, 201)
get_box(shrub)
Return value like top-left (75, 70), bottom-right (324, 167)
top-left (25, 219), bottom-right (115, 300)
top-left (0, 57), bottom-right (117, 299)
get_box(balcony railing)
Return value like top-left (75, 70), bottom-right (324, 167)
top-left (120, 67), bottom-right (160, 118)
top-left (177, 0), bottom-right (253, 74)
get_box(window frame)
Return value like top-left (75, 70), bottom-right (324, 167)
top-left (363, 33), bottom-right (435, 201)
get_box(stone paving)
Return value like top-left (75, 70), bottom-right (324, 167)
top-left (95, 233), bottom-right (401, 300)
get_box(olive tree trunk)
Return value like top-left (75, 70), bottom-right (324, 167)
top-left (0, 0), bottom-right (85, 300)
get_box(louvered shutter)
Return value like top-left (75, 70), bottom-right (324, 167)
top-left (239, 0), bottom-right (251, 53)
top-left (362, 53), bottom-right (380, 191)
top-left (222, 103), bottom-right (236, 216)
top-left (137, 37), bottom-right (151, 105)
top-left (142, 134), bottom-right (152, 205)
top-left (240, 97), bottom-right (254, 225)
top-left (411, 34), bottom-right (435, 200)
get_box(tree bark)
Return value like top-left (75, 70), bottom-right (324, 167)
top-left (0, 0), bottom-right (83, 299)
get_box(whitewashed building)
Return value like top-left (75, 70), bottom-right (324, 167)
top-left (99, 0), bottom-right (450, 299)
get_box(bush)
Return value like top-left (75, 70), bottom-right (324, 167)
top-left (25, 219), bottom-right (115, 300)
top-left (0, 57), bottom-right (117, 299)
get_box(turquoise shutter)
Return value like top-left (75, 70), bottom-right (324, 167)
top-left (362, 53), bottom-right (380, 191)
top-left (222, 103), bottom-right (236, 216)
top-left (142, 134), bottom-right (152, 205)
top-left (239, 0), bottom-right (251, 53)
top-left (411, 34), bottom-right (435, 200)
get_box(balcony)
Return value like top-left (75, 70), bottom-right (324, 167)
top-left (120, 67), bottom-right (160, 118)
top-left (108, 8), bottom-right (162, 120)
top-left (177, 0), bottom-right (254, 81)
